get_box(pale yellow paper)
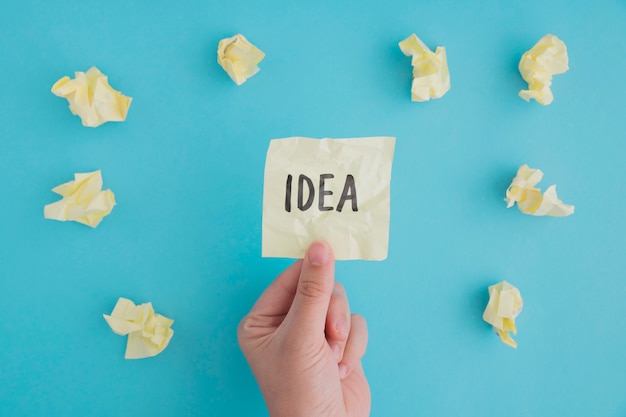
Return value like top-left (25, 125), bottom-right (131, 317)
top-left (505, 164), bottom-right (574, 217)
top-left (51, 66), bottom-right (132, 127)
top-left (399, 34), bottom-right (450, 102)
top-left (44, 170), bottom-right (116, 228)
top-left (262, 137), bottom-right (396, 260)
top-left (217, 34), bottom-right (265, 85)
top-left (519, 34), bottom-right (569, 105)
top-left (483, 281), bottom-right (523, 348)
top-left (103, 297), bottom-right (174, 360)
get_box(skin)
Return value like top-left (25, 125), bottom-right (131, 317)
top-left (238, 241), bottom-right (370, 417)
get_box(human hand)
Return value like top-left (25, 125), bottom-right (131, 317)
top-left (238, 241), bottom-right (370, 417)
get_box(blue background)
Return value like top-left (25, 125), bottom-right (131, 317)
top-left (1, 1), bottom-right (625, 416)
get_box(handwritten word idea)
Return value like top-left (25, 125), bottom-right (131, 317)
top-left (284, 174), bottom-right (357, 212)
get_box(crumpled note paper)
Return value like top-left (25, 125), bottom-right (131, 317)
top-left (103, 297), bottom-right (174, 359)
top-left (505, 164), bottom-right (574, 217)
top-left (217, 34), bottom-right (265, 85)
top-left (262, 137), bottom-right (396, 260)
top-left (482, 281), bottom-right (523, 348)
top-left (398, 33), bottom-right (450, 102)
top-left (44, 170), bottom-right (116, 228)
top-left (51, 66), bottom-right (132, 127)
top-left (518, 34), bottom-right (569, 105)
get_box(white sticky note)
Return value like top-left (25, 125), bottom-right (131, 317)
top-left (262, 137), bottom-right (396, 261)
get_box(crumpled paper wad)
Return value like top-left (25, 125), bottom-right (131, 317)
top-left (217, 34), bottom-right (265, 85)
top-left (398, 33), bottom-right (450, 102)
top-left (482, 281), bottom-right (523, 348)
top-left (51, 66), bottom-right (132, 127)
top-left (103, 297), bottom-right (174, 359)
top-left (262, 136), bottom-right (396, 260)
top-left (44, 170), bottom-right (116, 228)
top-left (518, 34), bottom-right (569, 105)
top-left (505, 164), bottom-right (574, 217)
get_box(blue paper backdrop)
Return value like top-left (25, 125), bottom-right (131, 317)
top-left (1, 1), bottom-right (625, 416)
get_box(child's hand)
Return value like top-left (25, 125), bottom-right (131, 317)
top-left (238, 241), bottom-right (370, 417)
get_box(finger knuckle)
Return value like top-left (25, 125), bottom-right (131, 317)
top-left (237, 314), bottom-right (258, 338)
top-left (298, 277), bottom-right (329, 300)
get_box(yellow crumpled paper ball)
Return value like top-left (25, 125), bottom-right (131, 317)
top-left (505, 164), bottom-right (574, 217)
top-left (482, 281), bottom-right (523, 348)
top-left (518, 34), bottom-right (569, 105)
top-left (103, 297), bottom-right (174, 360)
top-left (217, 34), bottom-right (265, 85)
top-left (51, 66), bottom-right (132, 127)
top-left (398, 33), bottom-right (450, 102)
top-left (43, 170), bottom-right (116, 228)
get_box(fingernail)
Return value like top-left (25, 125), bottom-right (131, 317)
top-left (339, 363), bottom-right (349, 379)
top-left (332, 344), bottom-right (341, 361)
top-left (335, 318), bottom-right (348, 337)
top-left (308, 242), bottom-right (329, 266)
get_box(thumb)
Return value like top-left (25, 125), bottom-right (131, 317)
top-left (286, 241), bottom-right (335, 336)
